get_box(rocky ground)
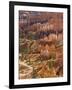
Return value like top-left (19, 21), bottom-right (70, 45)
top-left (19, 39), bottom-right (63, 79)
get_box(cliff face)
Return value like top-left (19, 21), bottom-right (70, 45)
top-left (19, 11), bottom-right (63, 79)
top-left (19, 11), bottom-right (63, 56)
top-left (19, 11), bottom-right (63, 31)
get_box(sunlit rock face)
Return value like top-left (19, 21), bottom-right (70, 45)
top-left (19, 61), bottom-right (33, 79)
top-left (57, 33), bottom-right (63, 41)
top-left (40, 49), bottom-right (49, 57)
top-left (48, 34), bottom-right (57, 41)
